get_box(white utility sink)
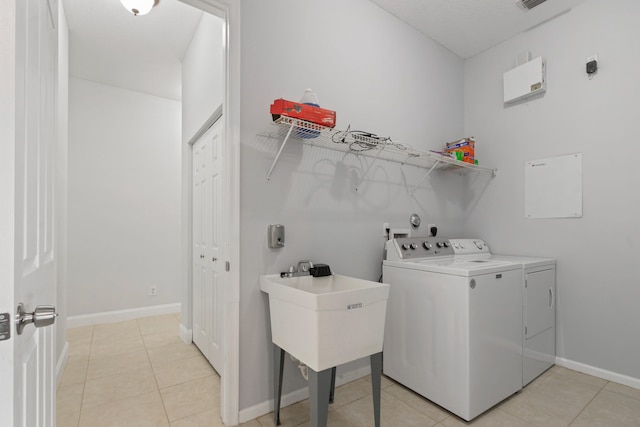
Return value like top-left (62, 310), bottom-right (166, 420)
top-left (260, 274), bottom-right (390, 372)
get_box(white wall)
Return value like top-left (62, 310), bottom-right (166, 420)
top-left (464, 0), bottom-right (640, 382)
top-left (56, 0), bottom-right (69, 363)
top-left (239, 0), bottom-right (465, 412)
top-left (182, 13), bottom-right (224, 143)
top-left (67, 78), bottom-right (182, 316)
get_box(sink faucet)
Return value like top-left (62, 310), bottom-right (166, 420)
top-left (297, 260), bottom-right (314, 273)
top-left (280, 260), bottom-right (314, 278)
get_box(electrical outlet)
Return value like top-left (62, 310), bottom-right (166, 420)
top-left (383, 222), bottom-right (390, 237)
top-left (428, 224), bottom-right (437, 236)
top-left (149, 286), bottom-right (157, 296)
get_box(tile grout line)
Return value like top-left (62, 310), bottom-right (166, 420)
top-left (566, 380), bottom-right (609, 426)
top-left (137, 317), bottom-right (172, 425)
top-left (602, 385), bottom-right (640, 402)
top-left (75, 325), bottom-right (95, 427)
top-left (498, 389), bottom-right (538, 427)
top-left (63, 317), bottom-right (220, 426)
top-left (138, 315), bottom-right (218, 424)
top-left (168, 405), bottom-right (221, 425)
top-left (78, 322), bottom-right (164, 424)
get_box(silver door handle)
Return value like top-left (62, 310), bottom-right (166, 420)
top-left (16, 303), bottom-right (58, 335)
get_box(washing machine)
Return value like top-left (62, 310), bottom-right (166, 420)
top-left (448, 240), bottom-right (557, 386)
top-left (382, 237), bottom-right (523, 421)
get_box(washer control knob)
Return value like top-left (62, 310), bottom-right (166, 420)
top-left (436, 242), bottom-right (444, 248)
top-left (423, 242), bottom-right (432, 250)
top-left (443, 241), bottom-right (450, 248)
top-left (402, 243), bottom-right (410, 250)
top-left (474, 240), bottom-right (484, 250)
top-left (410, 243), bottom-right (418, 250)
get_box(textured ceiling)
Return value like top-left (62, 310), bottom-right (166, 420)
top-left (63, 0), bottom-right (203, 101)
top-left (369, 0), bottom-right (587, 58)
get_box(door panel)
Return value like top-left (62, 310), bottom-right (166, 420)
top-left (193, 138), bottom-right (210, 360)
top-left (192, 117), bottom-right (224, 373)
top-left (9, 0), bottom-right (59, 425)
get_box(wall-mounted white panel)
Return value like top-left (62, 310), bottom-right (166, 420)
top-left (503, 56), bottom-right (546, 103)
top-left (525, 153), bottom-right (582, 219)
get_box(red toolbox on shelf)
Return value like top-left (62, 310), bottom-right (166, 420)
top-left (270, 99), bottom-right (336, 128)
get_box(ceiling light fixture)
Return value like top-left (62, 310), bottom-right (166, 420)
top-left (120, 0), bottom-right (159, 16)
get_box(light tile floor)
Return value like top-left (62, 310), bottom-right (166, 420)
top-left (58, 315), bottom-right (640, 426)
top-left (57, 313), bottom-right (233, 427)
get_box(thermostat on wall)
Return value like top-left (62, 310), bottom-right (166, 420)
top-left (503, 56), bottom-right (546, 103)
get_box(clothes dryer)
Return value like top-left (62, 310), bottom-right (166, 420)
top-left (448, 240), bottom-right (557, 386)
top-left (490, 255), bottom-right (556, 385)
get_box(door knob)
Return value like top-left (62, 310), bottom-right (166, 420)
top-left (200, 254), bottom-right (205, 259)
top-left (16, 303), bottom-right (58, 335)
top-left (212, 257), bottom-right (217, 262)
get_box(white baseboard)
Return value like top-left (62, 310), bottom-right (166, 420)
top-left (337, 365), bottom-right (372, 385)
top-left (556, 357), bottom-right (640, 390)
top-left (238, 365), bottom-right (371, 424)
top-left (56, 341), bottom-right (69, 387)
top-left (179, 322), bottom-right (193, 343)
top-left (66, 303), bottom-right (181, 328)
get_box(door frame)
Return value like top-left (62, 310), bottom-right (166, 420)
top-left (0, 2), bottom-right (17, 424)
top-left (178, 0), bottom-right (240, 425)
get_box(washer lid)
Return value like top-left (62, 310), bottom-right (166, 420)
top-left (409, 257), bottom-right (521, 276)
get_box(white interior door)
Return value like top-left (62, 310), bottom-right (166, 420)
top-left (0, 0), bottom-right (59, 425)
top-left (192, 116), bottom-right (224, 373)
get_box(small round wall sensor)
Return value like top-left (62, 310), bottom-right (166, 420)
top-left (410, 213), bottom-right (421, 228)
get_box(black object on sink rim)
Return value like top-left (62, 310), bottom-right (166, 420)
top-left (309, 264), bottom-right (332, 277)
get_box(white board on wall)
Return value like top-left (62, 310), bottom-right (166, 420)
top-left (525, 153), bottom-right (582, 219)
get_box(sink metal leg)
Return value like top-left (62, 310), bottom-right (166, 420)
top-left (329, 367), bottom-right (336, 404)
top-left (273, 344), bottom-right (285, 426)
top-left (370, 352), bottom-right (383, 427)
top-left (308, 367), bottom-right (333, 427)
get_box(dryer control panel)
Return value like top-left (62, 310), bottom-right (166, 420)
top-left (385, 237), bottom-right (454, 261)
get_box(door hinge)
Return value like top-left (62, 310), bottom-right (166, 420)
top-left (525, 280), bottom-right (528, 288)
top-left (525, 326), bottom-right (528, 335)
top-left (225, 261), bottom-right (230, 272)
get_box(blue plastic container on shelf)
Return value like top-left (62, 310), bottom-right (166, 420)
top-left (297, 89), bottom-right (321, 139)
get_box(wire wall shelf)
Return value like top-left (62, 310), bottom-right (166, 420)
top-left (264, 116), bottom-right (497, 192)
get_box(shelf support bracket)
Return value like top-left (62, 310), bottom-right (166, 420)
top-left (410, 161), bottom-right (440, 196)
top-left (355, 143), bottom-right (387, 191)
top-left (266, 123), bottom-right (295, 182)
